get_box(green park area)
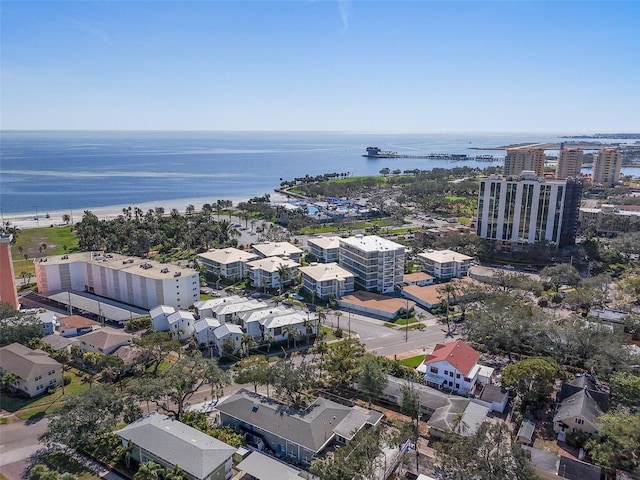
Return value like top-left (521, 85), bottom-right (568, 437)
top-left (10, 225), bottom-right (79, 276)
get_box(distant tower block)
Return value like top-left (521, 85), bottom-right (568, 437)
top-left (504, 148), bottom-right (546, 177)
top-left (592, 148), bottom-right (622, 186)
top-left (556, 148), bottom-right (584, 180)
top-left (0, 234), bottom-right (20, 309)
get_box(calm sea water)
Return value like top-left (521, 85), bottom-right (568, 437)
top-left (0, 131), bottom-right (637, 215)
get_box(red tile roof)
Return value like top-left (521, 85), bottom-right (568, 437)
top-left (423, 340), bottom-right (480, 376)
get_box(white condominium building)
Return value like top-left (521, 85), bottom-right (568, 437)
top-left (298, 262), bottom-right (355, 300)
top-left (476, 172), bottom-right (582, 248)
top-left (592, 148), bottom-right (622, 186)
top-left (196, 248), bottom-right (258, 280)
top-left (251, 242), bottom-right (303, 263)
top-left (556, 148), bottom-right (584, 180)
top-left (307, 236), bottom-right (341, 263)
top-left (418, 249), bottom-right (472, 280)
top-left (34, 252), bottom-right (199, 310)
top-left (504, 148), bottom-right (545, 177)
top-left (338, 235), bottom-right (405, 294)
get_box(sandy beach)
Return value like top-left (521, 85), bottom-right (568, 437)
top-left (3, 192), bottom-right (290, 230)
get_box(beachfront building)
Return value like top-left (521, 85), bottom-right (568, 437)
top-left (476, 172), bottom-right (582, 249)
top-left (338, 235), bottom-right (405, 294)
top-left (418, 249), bottom-right (472, 280)
top-left (216, 389), bottom-right (383, 465)
top-left (251, 242), bottom-right (303, 263)
top-left (196, 248), bottom-right (258, 281)
top-left (556, 147), bottom-right (584, 180)
top-left (0, 343), bottom-right (63, 398)
top-left (0, 234), bottom-right (19, 309)
top-left (592, 148), bottom-right (622, 186)
top-left (246, 257), bottom-right (299, 292)
top-left (307, 236), bottom-right (341, 263)
top-left (116, 412), bottom-right (236, 480)
top-left (34, 252), bottom-right (199, 310)
top-left (298, 262), bottom-right (355, 300)
top-left (503, 148), bottom-right (545, 177)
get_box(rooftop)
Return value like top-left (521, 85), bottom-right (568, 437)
top-left (78, 326), bottom-right (133, 351)
top-left (418, 249), bottom-right (472, 263)
top-left (340, 291), bottom-right (415, 315)
top-left (307, 236), bottom-right (341, 250)
top-left (298, 262), bottom-right (355, 282)
top-left (116, 412), bottom-right (236, 480)
top-left (252, 242), bottom-right (303, 258)
top-left (197, 248), bottom-right (258, 264)
top-left (246, 256), bottom-right (300, 273)
top-left (339, 234), bottom-right (405, 253)
top-left (0, 343), bottom-right (62, 379)
top-left (421, 340), bottom-right (480, 377)
top-left (36, 251), bottom-right (197, 280)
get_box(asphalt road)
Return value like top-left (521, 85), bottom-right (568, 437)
top-left (0, 416), bottom-right (49, 479)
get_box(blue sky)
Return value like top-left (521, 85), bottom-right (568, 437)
top-left (2, 1), bottom-right (639, 132)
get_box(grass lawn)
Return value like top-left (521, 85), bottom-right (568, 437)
top-left (0, 367), bottom-right (90, 419)
top-left (11, 225), bottom-right (79, 275)
top-left (37, 449), bottom-right (101, 480)
top-left (394, 316), bottom-right (418, 326)
top-left (400, 355), bottom-right (426, 368)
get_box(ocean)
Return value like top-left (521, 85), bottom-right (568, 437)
top-left (1, 131), bottom-right (638, 216)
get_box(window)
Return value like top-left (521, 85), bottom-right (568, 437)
top-left (464, 377), bottom-right (471, 383)
top-left (430, 367), bottom-right (438, 374)
top-left (449, 372), bottom-right (454, 378)
top-left (455, 383), bottom-right (460, 389)
top-left (448, 381), bottom-right (453, 387)
top-left (443, 370), bottom-right (448, 376)
top-left (456, 374), bottom-right (461, 379)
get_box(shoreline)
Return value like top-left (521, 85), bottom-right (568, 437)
top-left (3, 192), bottom-right (290, 230)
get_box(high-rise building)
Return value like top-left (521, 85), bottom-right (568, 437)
top-left (476, 172), bottom-right (582, 248)
top-left (0, 234), bottom-right (20, 309)
top-left (592, 149), bottom-right (622, 186)
top-left (338, 235), bottom-right (405, 294)
top-left (556, 148), bottom-right (584, 180)
top-left (504, 148), bottom-right (546, 177)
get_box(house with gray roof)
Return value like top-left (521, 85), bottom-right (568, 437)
top-left (216, 389), bottom-right (383, 465)
top-left (554, 375), bottom-right (609, 437)
top-left (236, 451), bottom-right (304, 480)
top-left (0, 343), bottom-right (63, 397)
top-left (116, 412), bottom-right (236, 480)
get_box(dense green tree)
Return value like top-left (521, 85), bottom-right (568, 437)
top-left (270, 357), bottom-right (316, 409)
top-left (233, 355), bottom-right (270, 393)
top-left (41, 385), bottom-right (142, 449)
top-left (0, 304), bottom-right (44, 347)
top-left (540, 264), bottom-right (581, 292)
top-left (356, 354), bottom-right (388, 405)
top-left (321, 338), bottom-right (366, 390)
top-left (133, 331), bottom-right (181, 376)
top-left (501, 357), bottom-right (560, 406)
top-left (609, 372), bottom-right (640, 408)
top-left (585, 408), bottom-right (640, 473)
top-left (436, 422), bottom-right (539, 480)
top-left (180, 411), bottom-right (244, 448)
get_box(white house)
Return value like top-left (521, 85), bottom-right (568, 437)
top-left (246, 257), bottom-right (299, 292)
top-left (298, 262), bottom-right (355, 300)
top-left (150, 305), bottom-right (176, 332)
top-left (196, 248), bottom-right (258, 281)
top-left (259, 311), bottom-right (317, 343)
top-left (417, 340), bottom-right (481, 395)
top-left (0, 343), bottom-right (63, 398)
top-left (251, 242), bottom-right (303, 262)
top-left (194, 318), bottom-right (222, 347)
top-left (236, 306), bottom-right (289, 339)
top-left (167, 310), bottom-right (196, 341)
top-left (418, 249), bottom-right (472, 280)
top-left (35, 311), bottom-right (58, 335)
top-left (213, 324), bottom-right (244, 356)
top-left (209, 299), bottom-right (269, 324)
top-left (307, 236), bottom-right (341, 263)
top-left (78, 327), bottom-right (133, 355)
top-left (194, 295), bottom-right (246, 320)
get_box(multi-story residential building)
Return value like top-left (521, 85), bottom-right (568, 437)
top-left (417, 340), bottom-right (481, 395)
top-left (578, 204), bottom-right (640, 234)
top-left (0, 234), bottom-right (19, 309)
top-left (0, 343), bottom-right (63, 397)
top-left (34, 252), bottom-right (199, 310)
top-left (476, 172), bottom-right (582, 249)
top-left (217, 389), bottom-right (383, 465)
top-left (556, 147), bottom-right (584, 180)
top-left (246, 257), bottom-right (299, 292)
top-left (417, 249), bottom-right (472, 280)
top-left (338, 235), bottom-right (405, 294)
top-left (196, 248), bottom-right (258, 281)
top-left (298, 262), bottom-right (355, 300)
top-left (117, 412), bottom-right (236, 480)
top-left (251, 242), bottom-right (303, 263)
top-left (504, 148), bottom-right (545, 177)
top-left (78, 327), bottom-right (133, 355)
top-left (307, 236), bottom-right (341, 263)
top-left (592, 148), bottom-right (622, 186)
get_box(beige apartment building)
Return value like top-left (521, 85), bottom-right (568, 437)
top-left (556, 148), bottom-right (583, 180)
top-left (504, 148), bottom-right (545, 177)
top-left (592, 148), bottom-right (622, 186)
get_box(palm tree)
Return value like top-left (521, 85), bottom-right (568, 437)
top-left (334, 310), bottom-right (343, 330)
top-left (134, 461), bottom-right (162, 480)
top-left (1, 372), bottom-right (21, 394)
top-left (283, 325), bottom-right (298, 349)
top-left (241, 334), bottom-right (257, 357)
top-left (277, 263), bottom-right (290, 296)
top-left (164, 465), bottom-right (186, 480)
